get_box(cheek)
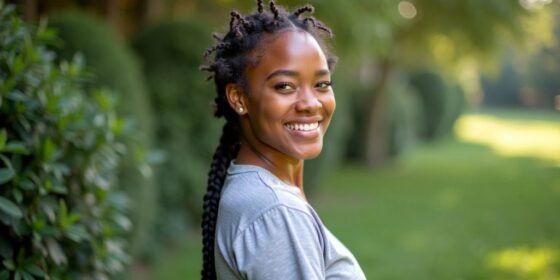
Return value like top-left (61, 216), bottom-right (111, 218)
top-left (324, 93), bottom-right (336, 117)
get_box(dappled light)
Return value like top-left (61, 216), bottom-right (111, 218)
top-left (520, 0), bottom-right (553, 11)
top-left (486, 246), bottom-right (560, 279)
top-left (398, 1), bottom-right (417, 19)
top-left (455, 114), bottom-right (560, 165)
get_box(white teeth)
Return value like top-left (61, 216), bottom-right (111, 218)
top-left (285, 122), bottom-right (319, 131)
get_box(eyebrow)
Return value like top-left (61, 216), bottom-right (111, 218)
top-left (265, 69), bottom-right (330, 81)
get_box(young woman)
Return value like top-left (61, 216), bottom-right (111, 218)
top-left (200, 1), bottom-right (366, 279)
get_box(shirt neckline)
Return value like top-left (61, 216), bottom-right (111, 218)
top-left (228, 160), bottom-right (304, 196)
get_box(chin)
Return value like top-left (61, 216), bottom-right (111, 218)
top-left (293, 145), bottom-right (323, 160)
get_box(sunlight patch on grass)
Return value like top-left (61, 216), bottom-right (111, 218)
top-left (455, 115), bottom-right (560, 165)
top-left (486, 246), bottom-right (560, 280)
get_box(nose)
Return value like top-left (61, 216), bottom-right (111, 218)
top-left (295, 86), bottom-right (321, 113)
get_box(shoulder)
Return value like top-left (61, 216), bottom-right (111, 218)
top-left (219, 169), bottom-right (309, 225)
top-left (216, 166), bottom-right (312, 242)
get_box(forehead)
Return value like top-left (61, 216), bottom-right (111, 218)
top-left (247, 29), bottom-right (328, 73)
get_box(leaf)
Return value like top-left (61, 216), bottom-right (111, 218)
top-left (24, 264), bottom-right (44, 277)
top-left (0, 270), bottom-right (9, 280)
top-left (65, 225), bottom-right (89, 242)
top-left (0, 130), bottom-right (6, 150)
top-left (2, 143), bottom-right (29, 155)
top-left (19, 178), bottom-right (34, 191)
top-left (0, 169), bottom-right (15, 185)
top-left (0, 196), bottom-right (22, 219)
top-left (20, 271), bottom-right (33, 280)
top-left (0, 236), bottom-right (13, 259)
top-left (67, 213), bottom-right (80, 225)
top-left (41, 138), bottom-right (55, 162)
top-left (2, 259), bottom-right (14, 270)
top-left (46, 239), bottom-right (67, 266)
top-left (12, 189), bottom-right (22, 204)
top-left (58, 200), bottom-right (67, 228)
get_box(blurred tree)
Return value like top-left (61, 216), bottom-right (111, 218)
top-left (131, 20), bottom-right (219, 251)
top-left (308, 0), bottom-right (553, 166)
top-left (409, 68), bottom-right (466, 141)
top-left (524, 7), bottom-right (560, 109)
top-left (481, 53), bottom-right (524, 107)
top-left (480, 5), bottom-right (559, 109)
top-left (9, 0), bottom-right (156, 37)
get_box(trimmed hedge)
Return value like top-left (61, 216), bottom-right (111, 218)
top-left (386, 80), bottom-right (423, 158)
top-left (344, 79), bottom-right (422, 161)
top-left (47, 11), bottom-right (156, 257)
top-left (0, 5), bottom-right (130, 278)
top-left (131, 20), bottom-right (220, 245)
top-left (408, 69), bottom-right (465, 141)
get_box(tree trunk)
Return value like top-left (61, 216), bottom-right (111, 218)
top-left (103, 0), bottom-right (120, 33)
top-left (363, 57), bottom-right (394, 167)
top-left (21, 0), bottom-right (37, 21)
top-left (140, 0), bottom-right (165, 24)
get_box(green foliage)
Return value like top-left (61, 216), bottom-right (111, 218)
top-left (47, 10), bottom-right (157, 257)
top-left (344, 80), bottom-right (422, 161)
top-left (408, 69), bottom-right (465, 141)
top-left (386, 80), bottom-right (423, 158)
top-left (131, 20), bottom-right (220, 246)
top-left (0, 5), bottom-right (130, 278)
top-left (481, 55), bottom-right (523, 107)
top-left (523, 20), bottom-right (560, 109)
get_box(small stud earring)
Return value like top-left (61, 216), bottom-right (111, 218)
top-left (239, 107), bottom-right (244, 113)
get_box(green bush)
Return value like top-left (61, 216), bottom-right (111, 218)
top-left (0, 5), bottom-right (130, 278)
top-left (47, 11), bottom-right (156, 257)
top-left (344, 80), bottom-right (422, 161)
top-left (386, 80), bottom-right (423, 158)
top-left (343, 85), bottom-right (368, 161)
top-left (131, 20), bottom-right (220, 245)
top-left (408, 69), bottom-right (465, 141)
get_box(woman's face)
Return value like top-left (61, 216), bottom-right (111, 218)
top-left (239, 29), bottom-right (335, 161)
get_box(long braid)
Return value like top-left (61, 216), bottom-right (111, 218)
top-left (201, 121), bottom-right (239, 280)
top-left (200, 1), bottom-right (336, 279)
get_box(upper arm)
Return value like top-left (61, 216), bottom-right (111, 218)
top-left (232, 206), bottom-right (326, 280)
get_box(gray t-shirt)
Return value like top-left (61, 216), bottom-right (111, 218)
top-left (214, 161), bottom-right (366, 279)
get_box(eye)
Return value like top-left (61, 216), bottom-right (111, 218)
top-left (315, 81), bottom-right (333, 91)
top-left (273, 82), bottom-right (296, 93)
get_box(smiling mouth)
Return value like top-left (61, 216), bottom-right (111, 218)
top-left (284, 122), bottom-right (320, 131)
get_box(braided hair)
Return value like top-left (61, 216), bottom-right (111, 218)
top-left (200, 1), bottom-right (336, 279)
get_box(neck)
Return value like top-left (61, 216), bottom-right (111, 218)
top-left (236, 138), bottom-right (305, 190)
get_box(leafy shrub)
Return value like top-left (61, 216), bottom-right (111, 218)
top-left (344, 80), bottom-right (421, 161)
top-left (47, 11), bottom-right (156, 257)
top-left (0, 4), bottom-right (130, 278)
top-left (408, 69), bottom-right (465, 141)
top-left (481, 53), bottom-right (523, 108)
top-left (131, 20), bottom-right (220, 246)
top-left (386, 80), bottom-right (423, 158)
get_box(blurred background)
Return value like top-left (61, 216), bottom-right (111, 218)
top-left (6, 0), bottom-right (560, 278)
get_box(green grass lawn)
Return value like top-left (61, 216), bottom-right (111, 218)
top-left (150, 110), bottom-right (560, 279)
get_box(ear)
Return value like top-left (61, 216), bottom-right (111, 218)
top-left (225, 83), bottom-right (247, 115)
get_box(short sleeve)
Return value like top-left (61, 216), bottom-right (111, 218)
top-left (232, 206), bottom-right (326, 280)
